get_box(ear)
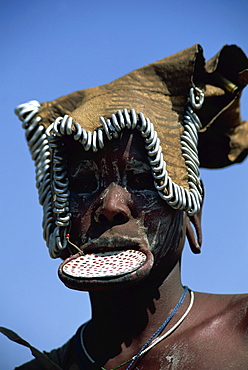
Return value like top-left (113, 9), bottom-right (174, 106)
top-left (186, 207), bottom-right (203, 254)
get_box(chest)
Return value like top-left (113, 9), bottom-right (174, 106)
top-left (127, 328), bottom-right (248, 370)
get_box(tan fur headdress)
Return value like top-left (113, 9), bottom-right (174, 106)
top-left (16, 44), bottom-right (248, 258)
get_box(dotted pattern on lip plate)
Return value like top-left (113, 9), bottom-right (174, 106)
top-left (62, 249), bottom-right (147, 278)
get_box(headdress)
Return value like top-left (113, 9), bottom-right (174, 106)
top-left (16, 44), bottom-right (248, 258)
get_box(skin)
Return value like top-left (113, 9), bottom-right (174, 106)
top-left (65, 130), bottom-right (248, 369)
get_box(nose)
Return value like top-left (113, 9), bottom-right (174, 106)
top-left (94, 183), bottom-right (131, 225)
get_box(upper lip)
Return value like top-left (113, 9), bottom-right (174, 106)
top-left (79, 237), bottom-right (148, 255)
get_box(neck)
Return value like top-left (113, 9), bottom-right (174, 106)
top-left (84, 262), bottom-right (185, 363)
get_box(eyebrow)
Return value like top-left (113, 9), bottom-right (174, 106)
top-left (68, 160), bottom-right (98, 177)
top-left (125, 159), bottom-right (150, 172)
top-left (68, 159), bottom-right (151, 177)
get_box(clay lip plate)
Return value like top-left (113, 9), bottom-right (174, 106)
top-left (62, 249), bottom-right (147, 279)
top-left (58, 239), bottom-right (154, 291)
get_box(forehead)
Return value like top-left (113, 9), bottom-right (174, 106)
top-left (65, 129), bottom-right (149, 166)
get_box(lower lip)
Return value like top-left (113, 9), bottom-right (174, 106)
top-left (58, 247), bottom-right (154, 291)
top-left (62, 249), bottom-right (147, 278)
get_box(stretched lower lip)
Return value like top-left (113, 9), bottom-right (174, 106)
top-left (58, 243), bottom-right (154, 291)
top-left (62, 248), bottom-right (147, 279)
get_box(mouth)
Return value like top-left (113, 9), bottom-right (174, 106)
top-left (58, 238), bottom-right (154, 291)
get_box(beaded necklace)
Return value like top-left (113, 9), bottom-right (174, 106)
top-left (80, 286), bottom-right (194, 370)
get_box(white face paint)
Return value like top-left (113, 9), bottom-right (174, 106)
top-left (67, 130), bottom-right (185, 271)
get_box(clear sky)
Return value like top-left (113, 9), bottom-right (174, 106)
top-left (1, 0), bottom-right (247, 368)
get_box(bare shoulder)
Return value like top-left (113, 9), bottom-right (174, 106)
top-left (193, 291), bottom-right (248, 322)
top-left (189, 292), bottom-right (248, 362)
top-left (161, 291), bottom-right (248, 369)
top-left (147, 292), bottom-right (248, 369)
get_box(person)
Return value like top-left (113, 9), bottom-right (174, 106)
top-left (2, 44), bottom-right (248, 369)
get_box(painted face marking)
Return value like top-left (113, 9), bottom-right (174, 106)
top-left (150, 219), bottom-right (162, 250)
top-left (63, 131), bottom-right (185, 290)
top-left (112, 160), bottom-right (122, 185)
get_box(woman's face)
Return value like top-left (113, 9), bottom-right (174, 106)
top-left (61, 130), bottom-right (185, 290)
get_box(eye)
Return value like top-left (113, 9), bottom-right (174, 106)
top-left (127, 172), bottom-right (155, 191)
top-left (68, 171), bottom-right (98, 194)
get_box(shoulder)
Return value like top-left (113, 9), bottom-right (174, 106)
top-left (191, 292), bottom-right (248, 343)
top-left (173, 292), bottom-right (248, 368)
top-left (194, 291), bottom-right (248, 317)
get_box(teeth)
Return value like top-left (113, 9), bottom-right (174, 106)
top-left (62, 249), bottom-right (147, 278)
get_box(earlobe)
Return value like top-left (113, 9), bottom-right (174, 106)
top-left (186, 209), bottom-right (203, 254)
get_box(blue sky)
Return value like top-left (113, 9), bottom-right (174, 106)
top-left (1, 0), bottom-right (248, 368)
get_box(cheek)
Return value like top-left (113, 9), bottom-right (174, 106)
top-left (151, 212), bottom-right (185, 263)
top-left (132, 190), bottom-right (170, 223)
top-left (69, 193), bottom-right (92, 214)
top-left (132, 190), bottom-right (171, 241)
top-left (69, 195), bottom-right (81, 214)
top-left (131, 190), bottom-right (165, 214)
top-left (69, 193), bottom-right (95, 235)
top-left (132, 191), bottom-right (184, 258)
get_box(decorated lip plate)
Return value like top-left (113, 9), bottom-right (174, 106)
top-left (58, 247), bottom-right (154, 291)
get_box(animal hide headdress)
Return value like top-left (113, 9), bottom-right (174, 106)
top-left (16, 44), bottom-right (248, 258)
